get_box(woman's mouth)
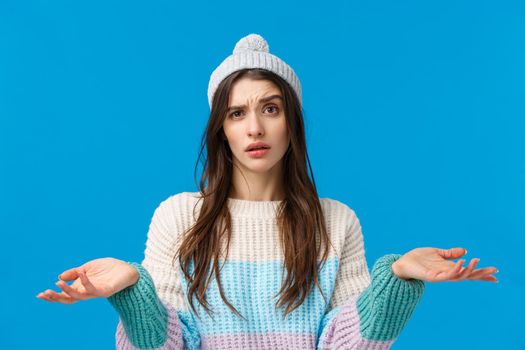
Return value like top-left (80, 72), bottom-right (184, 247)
top-left (246, 148), bottom-right (270, 158)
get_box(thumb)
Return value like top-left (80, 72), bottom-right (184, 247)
top-left (58, 267), bottom-right (84, 281)
top-left (438, 247), bottom-right (467, 260)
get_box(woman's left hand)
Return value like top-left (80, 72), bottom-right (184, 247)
top-left (391, 247), bottom-right (499, 283)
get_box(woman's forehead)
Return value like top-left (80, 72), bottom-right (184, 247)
top-left (229, 79), bottom-right (281, 105)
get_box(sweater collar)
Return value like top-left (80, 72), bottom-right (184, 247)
top-left (187, 192), bottom-right (283, 219)
top-left (227, 196), bottom-right (283, 218)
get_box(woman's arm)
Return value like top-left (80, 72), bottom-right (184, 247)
top-left (316, 208), bottom-right (425, 349)
top-left (316, 206), bottom-right (499, 350)
top-left (107, 195), bottom-right (201, 350)
top-left (317, 253), bottom-right (425, 349)
top-left (108, 262), bottom-right (187, 349)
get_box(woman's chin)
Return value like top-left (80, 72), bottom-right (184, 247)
top-left (241, 161), bottom-right (276, 174)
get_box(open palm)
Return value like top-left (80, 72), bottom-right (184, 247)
top-left (392, 247), bottom-right (499, 283)
top-left (36, 257), bottom-right (139, 304)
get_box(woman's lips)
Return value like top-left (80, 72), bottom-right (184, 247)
top-left (246, 148), bottom-right (270, 158)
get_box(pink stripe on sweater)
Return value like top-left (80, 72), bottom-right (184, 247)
top-left (318, 296), bottom-right (395, 349)
top-left (201, 332), bottom-right (316, 349)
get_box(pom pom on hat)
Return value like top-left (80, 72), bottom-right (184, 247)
top-left (233, 33), bottom-right (270, 53)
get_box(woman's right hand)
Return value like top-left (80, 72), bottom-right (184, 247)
top-left (36, 258), bottom-right (140, 304)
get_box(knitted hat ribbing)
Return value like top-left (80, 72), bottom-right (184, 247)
top-left (207, 33), bottom-right (302, 109)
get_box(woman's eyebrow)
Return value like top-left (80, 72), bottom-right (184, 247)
top-left (227, 95), bottom-right (283, 111)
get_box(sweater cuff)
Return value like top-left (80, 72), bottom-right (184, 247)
top-left (356, 253), bottom-right (425, 341)
top-left (107, 262), bottom-right (169, 349)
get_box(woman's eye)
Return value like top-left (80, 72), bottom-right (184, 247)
top-left (229, 106), bottom-right (279, 119)
top-left (265, 105), bottom-right (279, 114)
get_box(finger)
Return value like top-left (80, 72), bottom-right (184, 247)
top-left (479, 275), bottom-right (499, 283)
top-left (45, 289), bottom-right (78, 304)
top-left (56, 280), bottom-right (87, 300)
top-left (466, 267), bottom-right (499, 280)
top-left (468, 273), bottom-right (497, 281)
top-left (38, 289), bottom-right (74, 304)
top-left (37, 291), bottom-right (57, 303)
top-left (77, 269), bottom-right (98, 295)
top-left (58, 267), bottom-right (81, 282)
top-left (457, 258), bottom-right (480, 280)
top-left (465, 274), bottom-right (499, 282)
top-left (438, 247), bottom-right (467, 260)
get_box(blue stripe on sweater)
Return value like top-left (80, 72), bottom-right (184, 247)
top-left (178, 257), bottom-right (341, 335)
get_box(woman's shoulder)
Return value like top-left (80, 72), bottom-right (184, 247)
top-left (149, 192), bottom-right (202, 239)
top-left (319, 196), bottom-right (358, 221)
top-left (152, 191), bottom-right (202, 219)
top-left (318, 197), bottom-right (363, 259)
top-left (158, 191), bottom-right (201, 205)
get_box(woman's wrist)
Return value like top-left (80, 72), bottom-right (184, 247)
top-left (391, 259), bottom-right (410, 280)
top-left (126, 262), bottom-right (140, 287)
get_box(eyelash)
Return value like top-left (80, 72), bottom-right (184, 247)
top-left (229, 105), bottom-right (280, 119)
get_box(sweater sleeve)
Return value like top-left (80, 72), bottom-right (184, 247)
top-left (107, 195), bottom-right (201, 350)
top-left (316, 209), bottom-right (425, 349)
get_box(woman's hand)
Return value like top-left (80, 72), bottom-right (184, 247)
top-left (391, 247), bottom-right (499, 283)
top-left (36, 258), bottom-right (140, 304)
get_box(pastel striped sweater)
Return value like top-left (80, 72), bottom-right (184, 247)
top-left (107, 191), bottom-right (425, 349)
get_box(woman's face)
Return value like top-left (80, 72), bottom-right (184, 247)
top-left (222, 77), bottom-right (290, 175)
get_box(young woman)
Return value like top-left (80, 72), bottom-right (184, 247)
top-left (37, 34), bottom-right (499, 350)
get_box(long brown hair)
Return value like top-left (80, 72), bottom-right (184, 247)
top-left (175, 68), bottom-right (333, 321)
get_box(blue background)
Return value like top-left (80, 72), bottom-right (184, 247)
top-left (1, 0), bottom-right (523, 349)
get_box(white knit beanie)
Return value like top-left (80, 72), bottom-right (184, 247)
top-left (207, 33), bottom-right (302, 109)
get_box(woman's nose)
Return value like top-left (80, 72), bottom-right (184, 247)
top-left (246, 112), bottom-right (265, 136)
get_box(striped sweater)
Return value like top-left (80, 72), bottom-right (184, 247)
top-left (107, 191), bottom-right (425, 349)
